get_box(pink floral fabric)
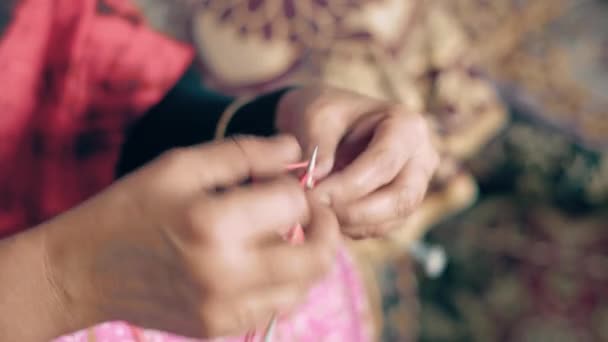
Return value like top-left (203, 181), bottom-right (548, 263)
top-left (54, 247), bottom-right (371, 342)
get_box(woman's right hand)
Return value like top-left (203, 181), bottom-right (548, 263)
top-left (43, 135), bottom-right (340, 338)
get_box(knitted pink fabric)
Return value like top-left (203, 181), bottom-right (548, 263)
top-left (54, 247), bottom-right (371, 342)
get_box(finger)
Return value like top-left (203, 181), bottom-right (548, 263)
top-left (329, 112), bottom-right (385, 175)
top-left (253, 201), bottom-right (340, 287)
top-left (166, 135), bottom-right (301, 189)
top-left (299, 115), bottom-right (346, 178)
top-left (301, 110), bottom-right (386, 179)
top-left (341, 220), bottom-right (400, 240)
top-left (313, 114), bottom-right (415, 205)
top-left (335, 152), bottom-right (435, 227)
top-left (200, 177), bottom-right (309, 243)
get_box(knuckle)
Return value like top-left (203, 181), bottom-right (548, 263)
top-left (155, 148), bottom-right (193, 180)
top-left (160, 148), bottom-right (190, 168)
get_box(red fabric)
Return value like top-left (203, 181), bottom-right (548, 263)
top-left (0, 0), bottom-right (193, 237)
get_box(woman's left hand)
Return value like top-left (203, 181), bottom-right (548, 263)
top-left (277, 85), bottom-right (439, 239)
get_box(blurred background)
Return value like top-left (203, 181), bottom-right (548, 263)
top-left (135, 0), bottom-right (608, 340)
top-left (418, 1), bottom-right (608, 341)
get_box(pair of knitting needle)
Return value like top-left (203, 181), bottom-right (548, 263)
top-left (245, 147), bottom-right (318, 342)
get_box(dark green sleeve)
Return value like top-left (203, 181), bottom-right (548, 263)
top-left (115, 68), bottom-right (290, 177)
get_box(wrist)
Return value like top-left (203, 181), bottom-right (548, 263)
top-left (41, 188), bottom-right (134, 337)
top-left (42, 190), bottom-right (139, 334)
top-left (0, 225), bottom-right (86, 340)
top-left (41, 216), bottom-right (99, 336)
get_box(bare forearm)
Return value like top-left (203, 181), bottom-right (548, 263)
top-left (0, 226), bottom-right (75, 341)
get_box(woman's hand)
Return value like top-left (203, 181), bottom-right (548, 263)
top-left (277, 86), bottom-right (439, 239)
top-left (43, 136), bottom-right (339, 339)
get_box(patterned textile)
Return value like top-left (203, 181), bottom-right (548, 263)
top-left (420, 200), bottom-right (608, 342)
top-left (412, 2), bottom-right (608, 341)
top-left (187, 0), bottom-right (507, 161)
top-left (412, 113), bottom-right (608, 341)
top-left (0, 0), bottom-right (192, 237)
top-left (449, 0), bottom-right (608, 149)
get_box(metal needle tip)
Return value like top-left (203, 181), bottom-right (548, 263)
top-left (305, 146), bottom-right (318, 189)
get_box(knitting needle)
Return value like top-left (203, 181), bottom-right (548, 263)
top-left (262, 145), bottom-right (319, 342)
top-left (263, 316), bottom-right (277, 342)
top-left (304, 146), bottom-right (318, 189)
